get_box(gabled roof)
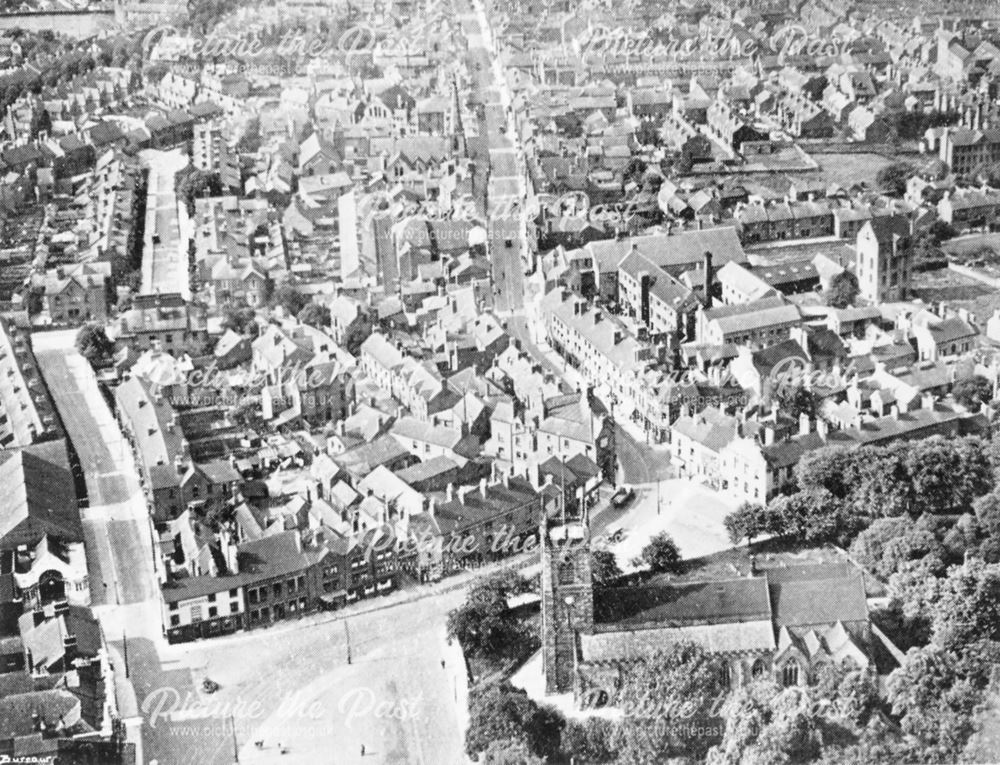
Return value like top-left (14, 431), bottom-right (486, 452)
top-left (0, 445), bottom-right (80, 549)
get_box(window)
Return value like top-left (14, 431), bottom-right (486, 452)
top-left (720, 663), bottom-right (731, 688)
top-left (782, 663), bottom-right (799, 687)
top-left (208, 606), bottom-right (218, 618)
top-left (229, 588), bottom-right (238, 598)
top-left (230, 600), bottom-right (239, 613)
top-left (207, 593), bottom-right (216, 602)
top-left (751, 659), bottom-right (765, 679)
top-left (558, 559), bottom-right (575, 585)
top-left (170, 615), bottom-right (180, 627)
top-left (273, 583), bottom-right (282, 597)
top-left (169, 601), bottom-right (178, 611)
top-left (248, 588), bottom-right (259, 605)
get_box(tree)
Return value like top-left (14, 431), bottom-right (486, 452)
top-left (876, 161), bottom-right (916, 197)
top-left (447, 570), bottom-right (533, 657)
top-left (270, 284), bottom-right (308, 317)
top-left (928, 560), bottom-right (1000, 654)
top-left (953, 375), bottom-right (993, 409)
top-left (824, 270), bottom-right (859, 308)
top-left (560, 718), bottom-right (617, 763)
top-left (639, 532), bottom-right (682, 574)
top-left (906, 436), bottom-right (991, 515)
top-left (75, 323), bottom-right (114, 367)
top-left (297, 302), bottom-right (331, 329)
top-left (465, 682), bottom-right (564, 762)
top-left (773, 384), bottom-right (821, 420)
top-left (238, 115), bottom-right (262, 153)
top-left (849, 515), bottom-right (944, 581)
top-left (974, 490), bottom-right (1000, 562)
top-left (622, 157), bottom-right (647, 189)
top-left (887, 644), bottom-right (981, 761)
top-left (724, 502), bottom-right (767, 546)
top-left (591, 549), bottom-right (622, 586)
top-left (220, 302), bottom-right (257, 335)
top-left (613, 643), bottom-right (726, 762)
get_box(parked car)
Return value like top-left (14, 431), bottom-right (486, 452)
top-left (611, 487), bottom-right (635, 508)
top-left (606, 526), bottom-right (626, 543)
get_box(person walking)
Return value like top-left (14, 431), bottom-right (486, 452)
top-left (361, 744), bottom-right (366, 757)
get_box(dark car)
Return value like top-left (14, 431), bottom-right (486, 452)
top-left (611, 487), bottom-right (635, 508)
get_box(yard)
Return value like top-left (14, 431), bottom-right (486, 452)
top-left (797, 151), bottom-right (898, 189)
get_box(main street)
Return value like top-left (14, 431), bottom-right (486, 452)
top-left (34, 329), bottom-right (164, 765)
top-left (460, 0), bottom-right (528, 313)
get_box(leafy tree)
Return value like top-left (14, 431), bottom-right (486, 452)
top-left (927, 219), bottom-right (958, 242)
top-left (270, 284), bottom-right (308, 317)
top-left (639, 532), bottom-right (682, 574)
top-left (724, 502), bottom-right (767, 546)
top-left (465, 682), bottom-right (564, 762)
top-left (481, 738), bottom-right (544, 764)
top-left (876, 161), bottom-right (916, 197)
top-left (795, 446), bottom-right (855, 500)
top-left (560, 718), bottom-right (617, 763)
top-left (175, 167), bottom-right (221, 216)
top-left (297, 302), bottom-right (331, 329)
top-left (886, 644), bottom-right (981, 761)
top-left (220, 302), bottom-right (257, 335)
top-left (953, 375), bottom-right (993, 409)
top-left (622, 157), bottom-right (647, 189)
top-left (907, 436), bottom-right (992, 515)
top-left (591, 549), bottom-right (622, 586)
top-left (974, 490), bottom-right (1000, 563)
top-left (613, 643), bottom-right (726, 761)
top-left (849, 515), bottom-right (944, 581)
top-left (928, 559), bottom-right (1000, 654)
top-left (447, 570), bottom-right (533, 657)
top-left (238, 116), bottom-right (263, 154)
top-left (75, 323), bottom-right (114, 366)
top-left (773, 384), bottom-right (821, 420)
top-left (824, 270), bottom-right (859, 309)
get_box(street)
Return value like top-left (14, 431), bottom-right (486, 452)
top-left (459, 0), bottom-right (528, 313)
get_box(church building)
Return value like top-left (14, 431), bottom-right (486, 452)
top-left (541, 503), bottom-right (882, 703)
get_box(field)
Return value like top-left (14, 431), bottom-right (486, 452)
top-left (802, 152), bottom-right (898, 189)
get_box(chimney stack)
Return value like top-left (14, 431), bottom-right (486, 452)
top-left (446, 483), bottom-right (455, 503)
top-left (703, 251), bottom-right (713, 309)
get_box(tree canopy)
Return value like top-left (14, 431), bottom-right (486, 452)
top-left (639, 532), bottom-right (683, 574)
top-left (75, 323), bottom-right (114, 367)
top-left (824, 269), bottom-right (860, 309)
top-left (447, 570), bottom-right (533, 657)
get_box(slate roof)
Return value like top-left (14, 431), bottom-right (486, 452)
top-left (593, 578), bottom-right (772, 627)
top-left (587, 227), bottom-right (747, 275)
top-left (0, 446), bottom-right (80, 548)
top-left (768, 572), bottom-right (868, 628)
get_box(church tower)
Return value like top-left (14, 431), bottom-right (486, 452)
top-left (540, 488), bottom-right (594, 694)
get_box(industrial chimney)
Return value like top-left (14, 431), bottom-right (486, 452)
top-left (703, 251), bottom-right (714, 309)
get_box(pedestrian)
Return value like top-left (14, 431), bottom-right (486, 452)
top-left (441, 659), bottom-right (446, 669)
top-left (361, 744), bottom-right (366, 756)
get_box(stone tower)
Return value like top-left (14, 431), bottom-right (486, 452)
top-left (540, 494), bottom-right (594, 695)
